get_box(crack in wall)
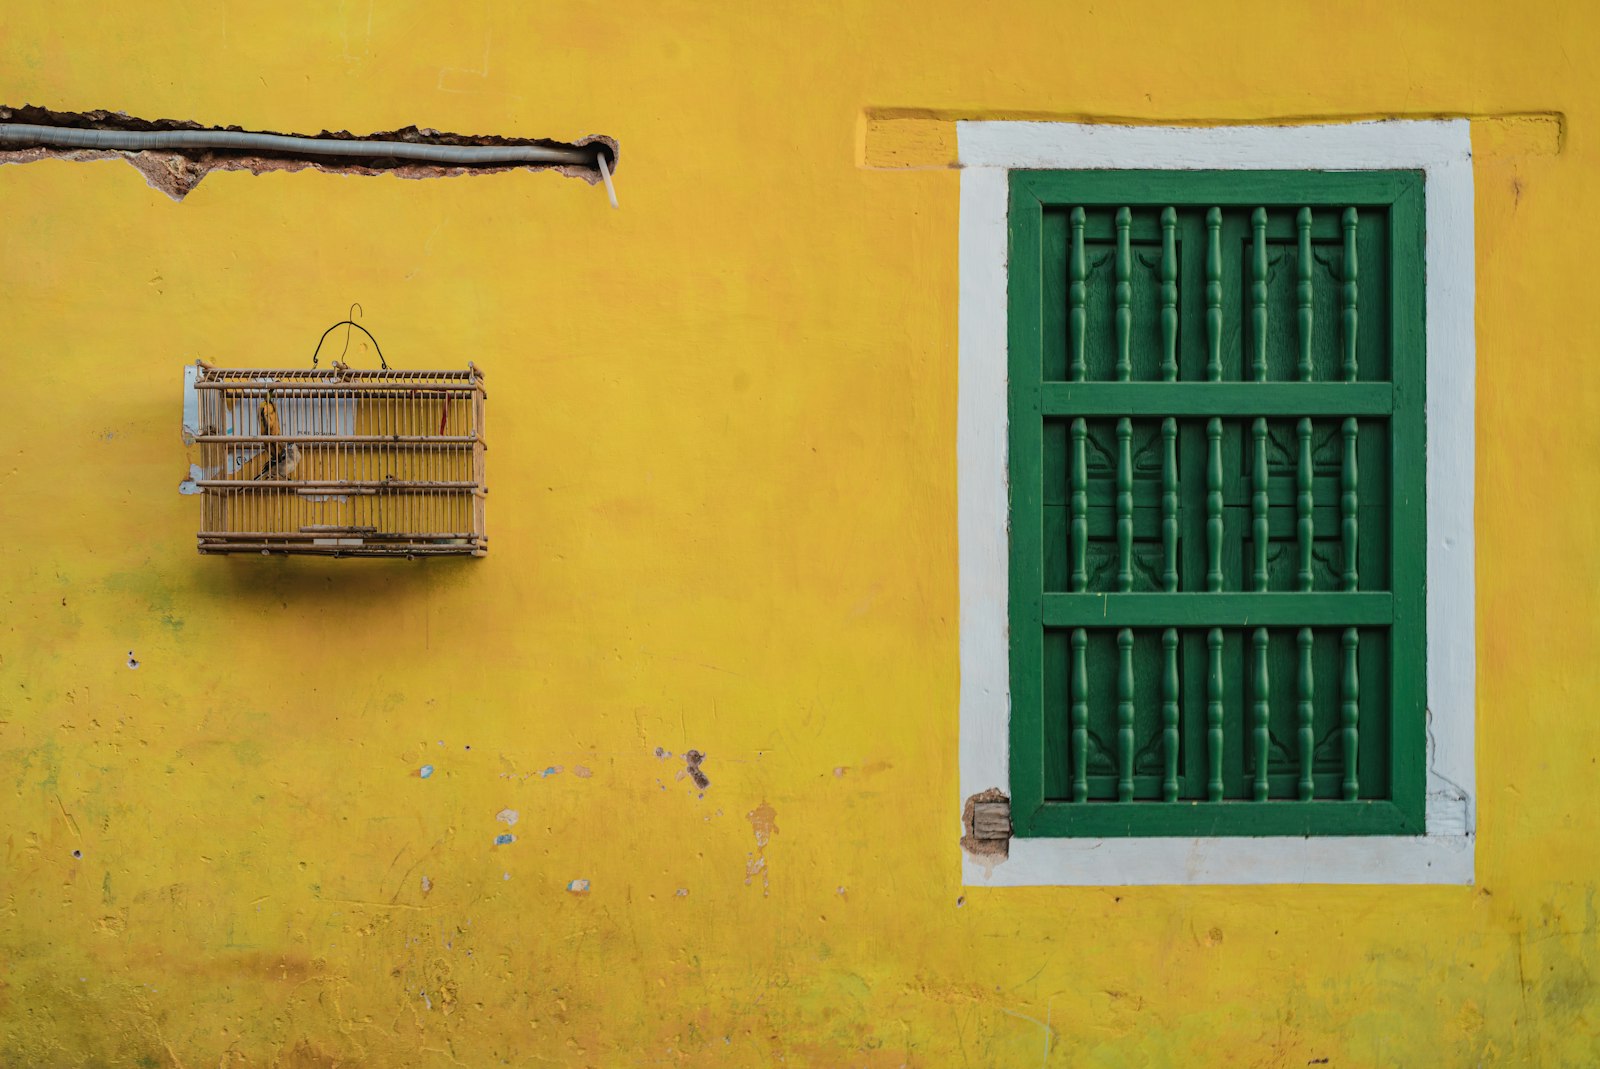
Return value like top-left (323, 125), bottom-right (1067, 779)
top-left (0, 105), bottom-right (618, 202)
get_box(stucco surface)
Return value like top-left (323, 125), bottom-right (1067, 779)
top-left (0, 2), bottom-right (1595, 1065)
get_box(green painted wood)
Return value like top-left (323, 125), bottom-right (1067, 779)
top-left (1115, 207), bottom-right (1132, 382)
top-left (1162, 418), bottom-right (1179, 592)
top-left (1039, 382), bottom-right (1393, 416)
top-left (1253, 628), bottom-right (1271, 801)
top-left (1071, 628), bottom-right (1088, 802)
top-left (1297, 628), bottom-right (1315, 801)
top-left (1006, 173), bottom-right (1046, 828)
top-left (1388, 180), bottom-right (1427, 831)
top-left (1343, 627), bottom-right (1360, 800)
top-left (1252, 207), bottom-right (1269, 383)
top-left (1070, 417), bottom-right (1088, 592)
top-left (1252, 417), bottom-right (1269, 591)
top-left (1117, 417), bottom-right (1134, 592)
top-left (1162, 628), bottom-right (1180, 802)
top-left (1117, 628), bottom-right (1135, 801)
top-left (1012, 169), bottom-right (1422, 208)
top-left (1297, 207), bottom-right (1314, 382)
top-left (1206, 207), bottom-right (1223, 382)
top-left (1343, 417), bottom-right (1359, 591)
top-left (1343, 207), bottom-right (1359, 383)
top-left (1069, 206), bottom-right (1087, 383)
top-left (1161, 207), bottom-right (1178, 383)
top-left (1008, 170), bottom-right (1423, 838)
top-left (1040, 592), bottom-right (1393, 627)
top-left (1207, 627), bottom-right (1224, 800)
top-left (1297, 418), bottom-right (1314, 592)
top-left (1207, 418), bottom-right (1223, 591)
top-left (1020, 799), bottom-right (1419, 838)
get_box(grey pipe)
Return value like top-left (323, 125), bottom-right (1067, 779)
top-left (0, 122), bottom-right (596, 167)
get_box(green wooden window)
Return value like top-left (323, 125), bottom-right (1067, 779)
top-left (1007, 171), bottom-right (1425, 838)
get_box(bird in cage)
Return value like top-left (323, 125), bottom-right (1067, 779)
top-left (259, 390), bottom-right (281, 438)
top-left (252, 389), bottom-right (301, 481)
top-left (255, 442), bottom-right (301, 481)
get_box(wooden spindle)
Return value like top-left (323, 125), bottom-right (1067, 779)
top-left (1207, 628), bottom-right (1224, 801)
top-left (1251, 207), bottom-right (1268, 382)
top-left (1342, 207), bottom-right (1359, 382)
top-left (1161, 207), bottom-right (1178, 382)
top-left (1207, 417), bottom-right (1223, 592)
top-left (1071, 629), bottom-right (1089, 802)
top-left (1071, 417), bottom-right (1088, 592)
top-left (1297, 207), bottom-right (1313, 382)
top-left (1253, 628), bottom-right (1270, 801)
top-left (1162, 417), bottom-right (1178, 592)
top-left (1118, 628), bottom-right (1135, 801)
top-left (1206, 208), bottom-right (1223, 382)
top-left (1342, 417), bottom-right (1359, 591)
top-left (1297, 627), bottom-right (1315, 801)
top-left (1342, 627), bottom-right (1360, 800)
top-left (1252, 417), bottom-right (1269, 591)
top-left (1069, 207), bottom-right (1087, 382)
top-left (1115, 207), bottom-right (1132, 382)
top-left (1297, 417), bottom-right (1314, 592)
top-left (1162, 628), bottom-right (1179, 802)
top-left (1117, 417), bottom-right (1133, 593)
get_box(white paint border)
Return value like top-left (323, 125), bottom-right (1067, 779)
top-left (957, 121), bottom-right (1475, 886)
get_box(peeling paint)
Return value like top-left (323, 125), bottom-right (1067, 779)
top-left (177, 463), bottom-right (204, 495)
top-left (683, 750), bottom-right (711, 791)
top-left (960, 788), bottom-right (1011, 863)
top-left (493, 833), bottom-right (515, 846)
top-left (180, 364), bottom-right (201, 444)
top-left (567, 879), bottom-right (590, 894)
top-left (0, 105), bottom-right (619, 202)
top-left (745, 802), bottom-right (778, 896)
top-left (418, 765), bottom-right (434, 779)
top-left (495, 808), bottom-right (519, 826)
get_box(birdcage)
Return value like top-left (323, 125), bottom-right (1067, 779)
top-left (183, 353), bottom-right (487, 557)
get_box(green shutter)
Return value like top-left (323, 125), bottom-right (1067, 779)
top-left (1007, 171), bottom-right (1425, 838)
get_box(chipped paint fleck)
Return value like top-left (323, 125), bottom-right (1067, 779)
top-left (567, 879), bottom-right (590, 894)
top-left (744, 802), bottom-right (778, 896)
top-left (418, 765), bottom-right (434, 779)
top-left (495, 808), bottom-right (519, 826)
top-left (683, 749), bottom-right (710, 791)
top-left (493, 833), bottom-right (515, 846)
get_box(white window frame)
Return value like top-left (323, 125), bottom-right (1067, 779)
top-left (958, 120), bottom-right (1475, 886)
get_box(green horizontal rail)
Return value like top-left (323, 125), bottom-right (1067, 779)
top-left (1038, 382), bottom-right (1393, 417)
top-left (1016, 798), bottom-right (1419, 838)
top-left (1012, 169), bottom-right (1423, 208)
top-left (1040, 592), bottom-right (1392, 627)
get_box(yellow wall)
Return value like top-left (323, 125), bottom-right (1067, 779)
top-left (1, 2), bottom-right (1595, 1065)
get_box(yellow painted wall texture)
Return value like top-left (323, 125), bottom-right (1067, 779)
top-left (0, 2), bottom-right (1595, 1065)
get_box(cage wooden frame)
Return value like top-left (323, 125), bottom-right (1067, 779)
top-left (187, 361), bottom-right (487, 557)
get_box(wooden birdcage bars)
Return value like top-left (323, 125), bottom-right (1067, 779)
top-left (186, 361), bottom-right (487, 556)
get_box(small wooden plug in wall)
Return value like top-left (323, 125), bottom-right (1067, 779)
top-left (186, 356), bottom-right (487, 557)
